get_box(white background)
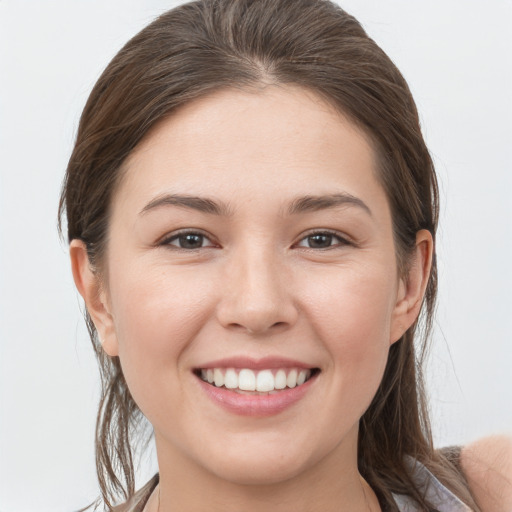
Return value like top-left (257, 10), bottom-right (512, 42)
top-left (0, 1), bottom-right (511, 511)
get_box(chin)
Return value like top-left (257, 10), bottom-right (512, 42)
top-left (189, 431), bottom-right (329, 487)
top-left (206, 455), bottom-right (308, 486)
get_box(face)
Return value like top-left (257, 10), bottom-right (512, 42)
top-left (82, 86), bottom-right (422, 486)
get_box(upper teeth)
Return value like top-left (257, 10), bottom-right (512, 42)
top-left (200, 368), bottom-right (312, 392)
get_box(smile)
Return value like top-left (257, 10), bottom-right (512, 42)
top-left (197, 367), bottom-right (317, 393)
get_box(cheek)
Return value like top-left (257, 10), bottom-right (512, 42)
top-left (301, 263), bottom-right (397, 393)
top-left (304, 262), bottom-right (396, 337)
top-left (107, 263), bottom-right (217, 406)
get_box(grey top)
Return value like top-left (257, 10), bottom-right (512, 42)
top-left (115, 459), bottom-right (471, 512)
top-left (391, 457), bottom-right (471, 511)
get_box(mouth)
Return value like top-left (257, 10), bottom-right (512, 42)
top-left (194, 367), bottom-right (320, 394)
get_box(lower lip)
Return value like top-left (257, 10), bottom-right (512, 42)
top-left (196, 373), bottom-right (317, 417)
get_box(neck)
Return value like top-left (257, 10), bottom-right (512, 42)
top-left (152, 430), bottom-right (381, 512)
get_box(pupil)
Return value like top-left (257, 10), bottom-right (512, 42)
top-left (180, 234), bottom-right (203, 249)
top-left (309, 234), bottom-right (332, 248)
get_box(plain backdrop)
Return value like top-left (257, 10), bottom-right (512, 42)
top-left (0, 1), bottom-right (511, 511)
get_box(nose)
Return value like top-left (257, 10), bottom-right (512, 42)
top-left (216, 246), bottom-right (298, 335)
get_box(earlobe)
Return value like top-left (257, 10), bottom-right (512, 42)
top-left (389, 230), bottom-right (433, 344)
top-left (69, 240), bottom-right (119, 357)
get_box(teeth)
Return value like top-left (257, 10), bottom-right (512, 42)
top-left (224, 368), bottom-right (238, 389)
top-left (199, 367), bottom-right (313, 392)
top-left (287, 369), bottom-right (298, 388)
top-left (213, 368), bottom-right (224, 387)
top-left (256, 370), bottom-right (274, 392)
top-left (239, 369), bottom-right (256, 391)
top-left (274, 369), bottom-right (287, 390)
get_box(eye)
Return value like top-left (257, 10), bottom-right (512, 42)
top-left (162, 231), bottom-right (215, 250)
top-left (296, 231), bottom-right (350, 249)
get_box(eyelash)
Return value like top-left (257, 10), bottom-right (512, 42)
top-left (295, 230), bottom-right (352, 250)
top-left (159, 230), bottom-right (217, 250)
top-left (160, 229), bottom-right (352, 251)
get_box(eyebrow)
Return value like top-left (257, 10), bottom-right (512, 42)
top-left (140, 194), bottom-right (233, 216)
top-left (139, 192), bottom-right (371, 217)
top-left (287, 193), bottom-right (372, 217)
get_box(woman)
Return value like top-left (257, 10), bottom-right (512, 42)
top-left (58, 0), bottom-right (511, 510)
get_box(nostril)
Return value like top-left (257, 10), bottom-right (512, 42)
top-left (228, 322), bottom-right (252, 333)
top-left (243, 321), bottom-right (289, 335)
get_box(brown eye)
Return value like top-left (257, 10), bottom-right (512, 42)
top-left (307, 234), bottom-right (334, 248)
top-left (177, 234), bottom-right (204, 249)
top-left (296, 231), bottom-right (349, 249)
top-left (165, 232), bottom-right (214, 249)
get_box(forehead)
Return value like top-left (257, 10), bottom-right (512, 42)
top-left (116, 85), bottom-right (386, 215)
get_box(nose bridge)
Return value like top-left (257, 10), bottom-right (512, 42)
top-left (217, 240), bottom-right (296, 334)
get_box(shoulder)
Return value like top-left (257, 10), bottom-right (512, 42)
top-left (460, 435), bottom-right (512, 512)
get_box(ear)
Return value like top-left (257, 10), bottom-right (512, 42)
top-left (389, 229), bottom-right (433, 344)
top-left (69, 240), bottom-right (119, 357)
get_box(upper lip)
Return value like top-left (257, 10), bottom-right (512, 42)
top-left (195, 356), bottom-right (317, 370)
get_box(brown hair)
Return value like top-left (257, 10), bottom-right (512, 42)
top-left (59, 0), bottom-right (479, 510)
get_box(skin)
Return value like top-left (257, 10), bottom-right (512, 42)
top-left (71, 85), bottom-right (433, 512)
top-left (461, 436), bottom-right (512, 512)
